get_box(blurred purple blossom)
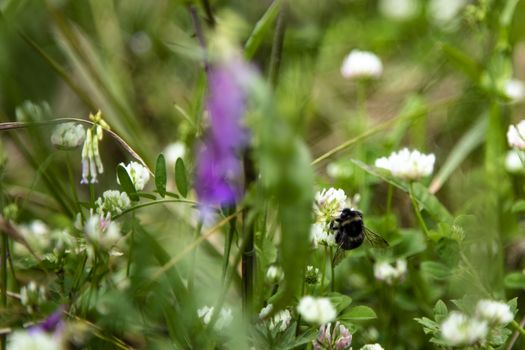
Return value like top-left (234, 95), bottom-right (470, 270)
top-left (196, 58), bottom-right (255, 211)
top-left (30, 306), bottom-right (65, 334)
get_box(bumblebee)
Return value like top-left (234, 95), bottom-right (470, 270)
top-left (330, 208), bottom-right (388, 264)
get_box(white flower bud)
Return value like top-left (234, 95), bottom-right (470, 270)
top-left (503, 79), bottom-right (525, 103)
top-left (508, 121), bottom-right (525, 150)
top-left (163, 142), bottom-right (186, 165)
top-left (8, 330), bottom-right (62, 350)
top-left (266, 265), bottom-right (284, 284)
top-left (341, 50), bottom-right (383, 80)
top-left (269, 309), bottom-right (292, 332)
top-left (197, 306), bottom-right (233, 330)
top-left (360, 344), bottom-right (385, 350)
top-left (379, 0), bottom-right (419, 21)
top-left (118, 161), bottom-right (150, 191)
top-left (95, 190), bottom-right (131, 215)
top-left (51, 123), bottom-right (85, 150)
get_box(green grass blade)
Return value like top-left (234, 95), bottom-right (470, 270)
top-left (244, 0), bottom-right (282, 59)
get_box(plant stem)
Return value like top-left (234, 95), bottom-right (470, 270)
top-left (329, 247), bottom-right (335, 292)
top-left (268, 1), bottom-right (287, 87)
top-left (1, 234), bottom-right (7, 350)
top-left (511, 320), bottom-right (525, 337)
top-left (408, 182), bottom-right (429, 236)
top-left (200, 0), bottom-right (215, 27)
top-left (386, 183), bottom-right (393, 216)
top-left (188, 219), bottom-right (203, 294)
top-left (188, 4), bottom-right (209, 73)
top-left (222, 206), bottom-right (236, 283)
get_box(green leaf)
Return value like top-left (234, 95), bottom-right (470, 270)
top-left (433, 300), bottom-right (448, 322)
top-left (414, 317), bottom-right (439, 334)
top-left (410, 183), bottom-right (454, 224)
top-left (340, 305), bottom-right (377, 321)
top-left (117, 164), bottom-right (139, 201)
top-left (175, 157), bottom-right (188, 198)
top-left (155, 154), bottom-right (167, 197)
top-left (429, 117), bottom-right (486, 194)
top-left (504, 272), bottom-right (525, 290)
top-left (326, 292), bottom-right (352, 313)
top-left (421, 261), bottom-right (451, 280)
top-left (511, 200), bottom-right (525, 213)
top-left (244, 0), bottom-right (282, 59)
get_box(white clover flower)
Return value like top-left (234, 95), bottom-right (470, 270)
top-left (14, 220), bottom-right (50, 256)
top-left (314, 188), bottom-right (347, 223)
top-left (428, 0), bottom-right (466, 25)
top-left (163, 141), bottom-right (186, 165)
top-left (379, 0), bottom-right (419, 21)
top-left (95, 190), bottom-right (131, 215)
top-left (441, 311), bottom-right (488, 346)
top-left (311, 223), bottom-right (336, 248)
top-left (360, 344), bottom-right (385, 350)
top-left (118, 161), bottom-right (150, 191)
top-left (374, 259), bottom-right (407, 285)
top-left (297, 296), bottom-right (336, 324)
top-left (197, 306), bottom-right (233, 330)
top-left (84, 213), bottom-right (121, 250)
top-left (506, 150), bottom-right (524, 173)
top-left (8, 329), bottom-right (63, 350)
top-left (476, 300), bottom-right (513, 325)
top-left (508, 121), bottom-right (525, 150)
top-left (269, 309), bottom-right (292, 332)
top-left (266, 266), bottom-right (284, 284)
top-left (51, 123), bottom-right (85, 150)
top-left (375, 148), bottom-right (435, 181)
top-left (341, 50), bottom-right (383, 80)
top-left (504, 79), bottom-right (525, 103)
top-left (20, 281), bottom-right (46, 313)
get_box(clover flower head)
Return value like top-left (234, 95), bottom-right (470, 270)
top-left (311, 223), bottom-right (336, 248)
top-left (314, 322), bottom-right (352, 350)
top-left (374, 259), bottom-right (407, 285)
top-left (505, 150), bottom-right (524, 173)
top-left (504, 79), bottom-right (525, 103)
top-left (440, 311), bottom-right (488, 346)
top-left (428, 0), bottom-right (466, 25)
top-left (51, 123), bottom-right (85, 150)
top-left (118, 161), bottom-right (150, 191)
top-left (95, 190), bottom-right (131, 215)
top-left (84, 212), bottom-right (121, 250)
top-left (8, 329), bottom-right (62, 350)
top-left (507, 121), bottom-right (525, 150)
top-left (314, 188), bottom-right (347, 222)
top-left (20, 281), bottom-right (46, 313)
top-left (375, 148), bottom-right (435, 181)
top-left (197, 306), bottom-right (233, 330)
top-left (341, 50), bottom-right (383, 80)
top-left (475, 300), bottom-right (513, 325)
top-left (269, 309), bottom-right (292, 332)
top-left (297, 296), bottom-right (336, 325)
top-left (360, 344), bottom-right (385, 350)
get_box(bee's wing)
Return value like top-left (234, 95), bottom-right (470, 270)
top-left (332, 245), bottom-right (347, 267)
top-left (364, 227), bottom-right (389, 248)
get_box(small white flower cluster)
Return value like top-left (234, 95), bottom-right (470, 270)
top-left (507, 120), bottom-right (525, 150)
top-left (305, 265), bottom-right (320, 285)
top-left (95, 190), bottom-right (131, 215)
top-left (20, 281), bottom-right (46, 313)
top-left (440, 300), bottom-right (514, 346)
top-left (313, 321), bottom-right (352, 350)
top-left (266, 265), bottom-right (284, 284)
top-left (197, 305), bottom-right (233, 331)
top-left (8, 329), bottom-right (63, 350)
top-left (297, 296), bottom-right (336, 325)
top-left (341, 50), bottom-right (383, 80)
top-left (311, 188), bottom-right (348, 248)
top-left (118, 161), bottom-right (150, 191)
top-left (375, 148), bottom-right (435, 181)
top-left (373, 259), bottom-right (407, 285)
top-left (51, 122), bottom-right (85, 150)
top-left (258, 304), bottom-right (293, 332)
top-left (360, 344), bottom-right (385, 350)
top-left (503, 79), bottom-right (525, 103)
top-left (81, 111), bottom-right (109, 184)
top-left (84, 212), bottom-right (121, 250)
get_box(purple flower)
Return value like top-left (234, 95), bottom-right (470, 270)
top-left (195, 58), bottom-right (255, 211)
top-left (313, 322), bottom-right (352, 350)
top-left (29, 306), bottom-right (65, 335)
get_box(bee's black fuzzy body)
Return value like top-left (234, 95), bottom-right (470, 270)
top-left (331, 208), bottom-right (365, 250)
